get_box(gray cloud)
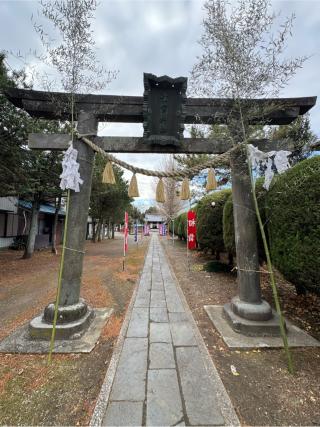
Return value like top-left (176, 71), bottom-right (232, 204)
top-left (1, 0), bottom-right (319, 203)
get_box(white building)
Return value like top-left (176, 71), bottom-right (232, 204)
top-left (0, 197), bottom-right (19, 249)
top-left (145, 214), bottom-right (166, 230)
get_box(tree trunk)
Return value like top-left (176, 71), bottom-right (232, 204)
top-left (23, 199), bottom-right (40, 259)
top-left (97, 220), bottom-right (102, 242)
top-left (108, 219), bottom-right (111, 239)
top-left (101, 220), bottom-right (105, 240)
top-left (112, 222), bottom-right (115, 239)
top-left (52, 195), bottom-right (61, 254)
top-left (92, 220), bottom-right (97, 243)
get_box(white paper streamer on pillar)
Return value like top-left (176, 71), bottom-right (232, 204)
top-left (247, 144), bottom-right (291, 190)
top-left (59, 144), bottom-right (83, 192)
top-left (274, 150), bottom-right (291, 174)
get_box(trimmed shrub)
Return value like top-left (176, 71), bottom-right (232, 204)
top-left (266, 156), bottom-right (320, 294)
top-left (222, 195), bottom-right (234, 254)
top-left (175, 212), bottom-right (187, 240)
top-left (196, 189), bottom-right (232, 255)
top-left (179, 212), bottom-right (187, 240)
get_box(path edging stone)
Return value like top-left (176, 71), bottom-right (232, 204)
top-left (90, 239), bottom-right (151, 426)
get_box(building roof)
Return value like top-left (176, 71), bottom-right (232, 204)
top-left (145, 214), bottom-right (166, 222)
top-left (18, 200), bottom-right (66, 216)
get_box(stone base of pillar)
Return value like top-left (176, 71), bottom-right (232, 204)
top-left (223, 301), bottom-right (286, 337)
top-left (231, 296), bottom-right (272, 321)
top-left (29, 299), bottom-right (94, 340)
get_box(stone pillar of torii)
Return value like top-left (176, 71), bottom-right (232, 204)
top-left (4, 74), bottom-right (316, 339)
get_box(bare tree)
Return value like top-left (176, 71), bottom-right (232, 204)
top-left (156, 155), bottom-right (183, 220)
top-left (191, 0), bottom-right (308, 373)
top-left (19, 0), bottom-right (117, 260)
top-left (191, 0), bottom-right (306, 101)
top-left (30, 0), bottom-right (118, 361)
top-left (33, 0), bottom-right (117, 95)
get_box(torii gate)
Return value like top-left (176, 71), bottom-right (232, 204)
top-left (5, 73), bottom-right (316, 338)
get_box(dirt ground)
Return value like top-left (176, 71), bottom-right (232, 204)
top-left (162, 238), bottom-right (320, 426)
top-left (0, 234), bottom-right (149, 426)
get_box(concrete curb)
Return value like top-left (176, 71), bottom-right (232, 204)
top-left (90, 239), bottom-right (151, 426)
top-left (161, 241), bottom-right (241, 426)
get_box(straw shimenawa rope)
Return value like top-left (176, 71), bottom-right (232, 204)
top-left (78, 134), bottom-right (232, 179)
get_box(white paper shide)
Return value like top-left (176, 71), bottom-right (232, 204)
top-left (59, 144), bottom-right (83, 192)
top-left (247, 144), bottom-right (291, 190)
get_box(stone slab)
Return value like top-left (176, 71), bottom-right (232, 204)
top-left (90, 258), bottom-right (145, 427)
top-left (205, 305), bottom-right (320, 349)
top-left (169, 312), bottom-right (189, 323)
top-left (102, 401), bottom-right (143, 426)
top-left (126, 308), bottom-right (149, 338)
top-left (110, 337), bottom-right (148, 401)
top-left (170, 322), bottom-right (197, 347)
top-left (150, 323), bottom-right (171, 343)
top-left (150, 308), bottom-right (168, 323)
top-left (163, 283), bottom-right (176, 292)
top-left (147, 369), bottom-right (184, 426)
top-left (136, 288), bottom-right (150, 298)
top-left (151, 290), bottom-right (165, 299)
top-left (0, 308), bottom-right (113, 354)
top-left (139, 280), bottom-right (151, 292)
top-left (134, 291), bottom-right (150, 308)
top-left (149, 342), bottom-right (175, 369)
top-left (152, 284), bottom-right (164, 292)
top-left (93, 236), bottom-right (240, 427)
top-left (166, 298), bottom-right (185, 313)
top-left (176, 346), bottom-right (224, 426)
top-left (134, 298), bottom-right (150, 308)
top-left (150, 299), bottom-right (167, 308)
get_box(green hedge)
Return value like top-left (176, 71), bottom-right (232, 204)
top-left (196, 189), bottom-right (231, 255)
top-left (180, 212), bottom-right (187, 240)
top-left (266, 156), bottom-right (320, 294)
top-left (173, 157), bottom-right (320, 294)
top-left (174, 212), bottom-right (187, 240)
top-left (222, 196), bottom-right (234, 254)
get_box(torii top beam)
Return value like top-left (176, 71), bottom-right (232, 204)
top-left (4, 87), bottom-right (316, 126)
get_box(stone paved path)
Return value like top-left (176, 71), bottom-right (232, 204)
top-left (101, 234), bottom-right (237, 426)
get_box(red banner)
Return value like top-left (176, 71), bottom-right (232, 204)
top-left (187, 210), bottom-right (197, 250)
top-left (124, 211), bottom-right (129, 255)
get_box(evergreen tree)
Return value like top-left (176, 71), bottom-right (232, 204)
top-left (90, 154), bottom-right (132, 241)
top-left (0, 53), bottom-right (67, 258)
top-left (270, 115), bottom-right (317, 164)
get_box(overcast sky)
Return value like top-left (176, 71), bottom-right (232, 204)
top-left (1, 0), bottom-right (319, 206)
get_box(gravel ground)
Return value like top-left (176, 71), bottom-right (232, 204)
top-left (0, 234), bottom-right (149, 426)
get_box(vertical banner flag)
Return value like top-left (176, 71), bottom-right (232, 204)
top-left (162, 223), bottom-right (167, 236)
top-left (134, 222), bottom-right (138, 242)
top-left (144, 224), bottom-right (149, 236)
top-left (187, 210), bottom-right (197, 250)
top-left (124, 211), bottom-right (129, 255)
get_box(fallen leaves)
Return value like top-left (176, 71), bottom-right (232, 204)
top-left (230, 365), bottom-right (240, 376)
top-left (0, 238), bottom-right (149, 426)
